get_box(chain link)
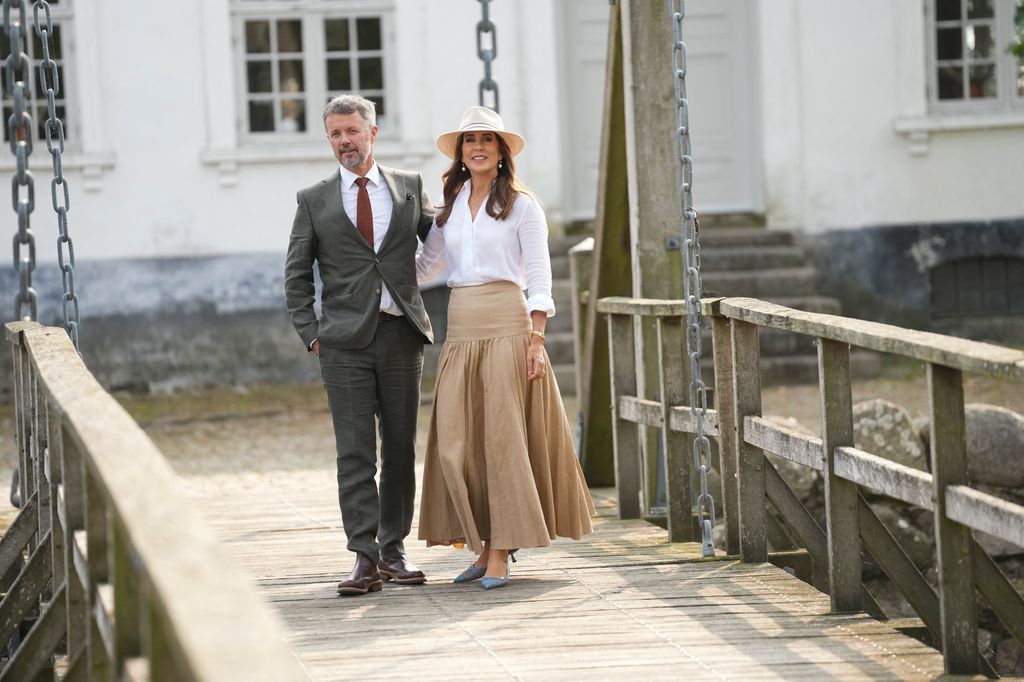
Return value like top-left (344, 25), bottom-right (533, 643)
top-left (4, 0), bottom-right (36, 321)
top-left (476, 0), bottom-right (499, 112)
top-left (669, 0), bottom-right (715, 557)
top-left (33, 0), bottom-right (79, 348)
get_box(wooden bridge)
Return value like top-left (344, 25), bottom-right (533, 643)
top-left (3, 294), bottom-right (1023, 680)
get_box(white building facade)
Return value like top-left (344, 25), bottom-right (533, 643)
top-left (2, 0), bottom-right (1022, 389)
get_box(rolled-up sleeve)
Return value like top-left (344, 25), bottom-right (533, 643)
top-left (518, 198), bottom-right (556, 316)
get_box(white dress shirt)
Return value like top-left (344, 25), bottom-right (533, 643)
top-left (416, 181), bottom-right (556, 316)
top-left (338, 162), bottom-right (402, 316)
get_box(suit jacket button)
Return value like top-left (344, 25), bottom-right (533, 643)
top-left (374, 258), bottom-right (380, 264)
top-left (375, 289), bottom-right (381, 295)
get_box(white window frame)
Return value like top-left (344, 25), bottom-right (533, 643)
top-left (230, 0), bottom-right (396, 145)
top-left (925, 0), bottom-right (1024, 114)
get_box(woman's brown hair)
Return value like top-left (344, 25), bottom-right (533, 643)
top-left (435, 133), bottom-right (527, 227)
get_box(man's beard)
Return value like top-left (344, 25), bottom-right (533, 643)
top-left (339, 147), bottom-right (368, 170)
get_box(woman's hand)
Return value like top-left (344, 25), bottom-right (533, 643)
top-left (527, 338), bottom-right (546, 381)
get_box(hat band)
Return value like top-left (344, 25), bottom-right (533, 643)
top-left (460, 122), bottom-right (500, 132)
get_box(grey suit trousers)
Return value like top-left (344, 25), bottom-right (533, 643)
top-left (318, 317), bottom-right (424, 562)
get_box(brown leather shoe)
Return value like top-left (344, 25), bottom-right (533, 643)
top-left (377, 555), bottom-right (426, 585)
top-left (337, 553), bottom-right (383, 596)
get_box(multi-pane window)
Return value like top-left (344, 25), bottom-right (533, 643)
top-left (235, 3), bottom-right (390, 138)
top-left (931, 256), bottom-right (1024, 317)
top-left (1, 0), bottom-right (69, 144)
top-left (243, 19), bottom-right (307, 133)
top-left (930, 0), bottom-right (1024, 108)
top-left (325, 17), bottom-right (386, 116)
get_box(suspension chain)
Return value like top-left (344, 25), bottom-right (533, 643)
top-left (33, 0), bottom-right (78, 349)
top-left (669, 0), bottom-right (715, 557)
top-left (476, 0), bottom-right (499, 112)
top-left (3, 0), bottom-right (37, 322)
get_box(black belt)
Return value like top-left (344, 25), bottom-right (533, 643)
top-left (378, 311), bottom-right (400, 322)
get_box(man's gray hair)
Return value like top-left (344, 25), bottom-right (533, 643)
top-left (323, 94), bottom-right (377, 128)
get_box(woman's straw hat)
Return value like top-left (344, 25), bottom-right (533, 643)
top-left (436, 106), bottom-right (525, 160)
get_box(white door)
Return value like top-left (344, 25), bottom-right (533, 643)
top-left (557, 0), bottom-right (761, 218)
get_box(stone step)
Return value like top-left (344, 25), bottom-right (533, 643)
top-left (550, 235), bottom-right (589, 256)
top-left (700, 246), bottom-right (807, 272)
top-left (696, 227), bottom-right (794, 248)
top-left (553, 363), bottom-right (577, 395)
top-left (701, 267), bottom-right (818, 297)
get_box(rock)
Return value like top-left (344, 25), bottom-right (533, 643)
top-left (996, 635), bottom-right (1024, 677)
top-left (870, 502), bottom-right (934, 570)
top-left (852, 399), bottom-right (927, 471)
top-left (918, 404), bottom-right (1024, 488)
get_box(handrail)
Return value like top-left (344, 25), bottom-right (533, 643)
top-left (1, 322), bottom-right (307, 681)
top-left (596, 294), bottom-right (1023, 678)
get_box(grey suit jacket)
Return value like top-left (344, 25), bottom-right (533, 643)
top-left (284, 166), bottom-right (435, 350)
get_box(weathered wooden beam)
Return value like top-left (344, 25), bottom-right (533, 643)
top-left (0, 583), bottom-right (67, 682)
top-left (858, 496), bottom-right (941, 641)
top-left (608, 314), bottom-right (642, 519)
top-left (834, 446), bottom-right (934, 511)
top-left (15, 325), bottom-right (305, 681)
top-left (818, 338), bottom-right (861, 613)
top-left (717, 297), bottom-right (1024, 380)
top-left (112, 520), bottom-right (142, 671)
top-left (657, 316), bottom-right (693, 542)
top-left (669, 406), bottom-right (720, 437)
top-left (973, 542), bottom-right (1024, 648)
top-left (927, 364), bottom-right (979, 675)
top-left (766, 465), bottom-right (881, 612)
top-left (744, 416), bottom-right (823, 472)
top-left (596, 297), bottom-right (688, 317)
top-left (732, 320), bottom-right (766, 563)
top-left (579, 0), bottom-right (631, 486)
top-left (618, 396), bottom-right (662, 428)
top-left (0, 531), bottom-right (52, 649)
top-left (946, 484), bottom-right (1024, 547)
top-left (712, 315), bottom-right (740, 555)
top-left (0, 493), bottom-right (39, 578)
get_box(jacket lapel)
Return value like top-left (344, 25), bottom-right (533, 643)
top-left (378, 166), bottom-right (407, 253)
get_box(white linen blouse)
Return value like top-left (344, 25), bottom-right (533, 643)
top-left (416, 181), bottom-right (556, 316)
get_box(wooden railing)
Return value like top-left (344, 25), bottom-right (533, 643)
top-left (0, 322), bottom-right (307, 681)
top-left (596, 295), bottom-right (1024, 677)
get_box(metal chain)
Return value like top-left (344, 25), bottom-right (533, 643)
top-left (3, 0), bottom-right (37, 321)
top-left (34, 0), bottom-right (78, 349)
top-left (476, 0), bottom-right (499, 112)
top-left (669, 0), bottom-right (715, 557)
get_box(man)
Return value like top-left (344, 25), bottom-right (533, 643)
top-left (285, 94), bottom-right (434, 596)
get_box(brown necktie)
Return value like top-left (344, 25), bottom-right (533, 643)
top-left (354, 177), bottom-right (374, 248)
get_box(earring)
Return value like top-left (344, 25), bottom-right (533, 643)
top-left (461, 162), bottom-right (466, 172)
top-left (498, 159), bottom-right (504, 169)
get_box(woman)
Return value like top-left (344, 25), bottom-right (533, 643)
top-left (416, 106), bottom-right (595, 589)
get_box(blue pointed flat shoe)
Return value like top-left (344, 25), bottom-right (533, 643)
top-left (453, 564), bottom-right (486, 584)
top-left (480, 575), bottom-right (511, 590)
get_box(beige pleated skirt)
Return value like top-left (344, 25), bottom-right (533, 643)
top-left (418, 280), bottom-right (595, 554)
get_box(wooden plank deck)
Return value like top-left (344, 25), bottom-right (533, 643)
top-left (180, 467), bottom-right (946, 681)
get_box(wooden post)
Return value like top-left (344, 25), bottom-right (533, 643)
top-left (620, 0), bottom-right (687, 510)
top-left (928, 363), bottom-right (979, 675)
top-left (580, 1), bottom-right (633, 486)
top-left (112, 520), bottom-right (141, 670)
top-left (818, 338), bottom-right (862, 613)
top-left (731, 320), bottom-right (766, 562)
top-left (62, 433), bottom-right (88, 664)
top-left (85, 469), bottom-right (111, 680)
top-left (657, 316), bottom-right (693, 541)
top-left (711, 313), bottom-right (740, 555)
top-left (608, 313), bottom-right (642, 519)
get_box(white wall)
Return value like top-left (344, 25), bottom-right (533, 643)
top-left (758, 0), bottom-right (1024, 233)
top-left (2, 0), bottom-right (565, 263)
